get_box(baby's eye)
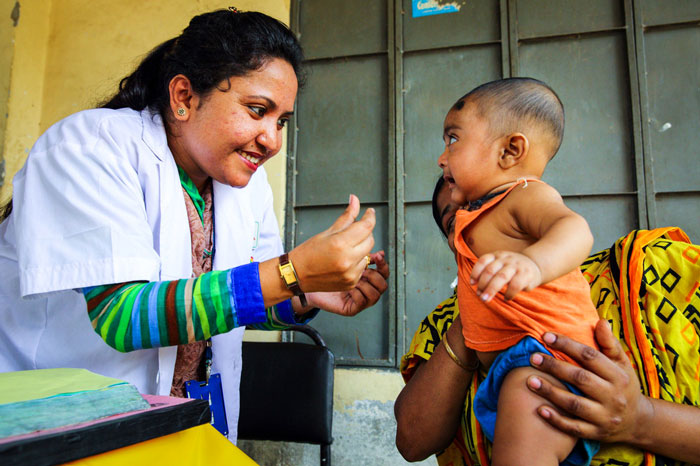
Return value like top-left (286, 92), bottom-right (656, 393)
top-left (277, 118), bottom-right (289, 128)
top-left (448, 135), bottom-right (457, 145)
top-left (249, 106), bottom-right (266, 117)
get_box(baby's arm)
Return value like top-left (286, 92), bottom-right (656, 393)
top-left (471, 182), bottom-right (593, 301)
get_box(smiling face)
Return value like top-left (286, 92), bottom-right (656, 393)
top-left (436, 102), bottom-right (504, 205)
top-left (168, 58), bottom-right (298, 190)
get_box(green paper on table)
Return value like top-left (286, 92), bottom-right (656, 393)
top-left (0, 368), bottom-right (150, 438)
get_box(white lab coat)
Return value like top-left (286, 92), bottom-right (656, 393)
top-left (0, 107), bottom-right (284, 442)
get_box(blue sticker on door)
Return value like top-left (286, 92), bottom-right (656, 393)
top-left (412, 0), bottom-right (463, 18)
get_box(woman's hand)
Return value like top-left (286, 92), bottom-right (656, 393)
top-left (259, 195), bottom-right (388, 311)
top-left (526, 319), bottom-right (652, 444)
top-left (290, 194), bottom-right (377, 292)
top-left (526, 319), bottom-right (700, 463)
top-left (306, 250), bottom-right (389, 316)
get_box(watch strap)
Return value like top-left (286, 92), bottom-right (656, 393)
top-left (278, 253), bottom-right (308, 307)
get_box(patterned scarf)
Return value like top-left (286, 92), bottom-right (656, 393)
top-left (170, 176), bottom-right (214, 398)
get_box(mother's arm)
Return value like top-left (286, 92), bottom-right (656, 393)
top-left (394, 318), bottom-right (478, 461)
top-left (528, 319), bottom-right (700, 464)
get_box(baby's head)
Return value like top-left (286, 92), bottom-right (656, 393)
top-left (437, 77), bottom-right (564, 204)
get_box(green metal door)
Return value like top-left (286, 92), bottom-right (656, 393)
top-left (288, 0), bottom-right (700, 366)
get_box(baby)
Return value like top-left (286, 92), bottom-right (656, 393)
top-left (438, 78), bottom-right (600, 465)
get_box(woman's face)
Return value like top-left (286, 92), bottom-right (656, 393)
top-left (173, 58), bottom-right (298, 189)
top-left (436, 182), bottom-right (461, 255)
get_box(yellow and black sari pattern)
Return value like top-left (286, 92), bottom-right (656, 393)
top-left (400, 228), bottom-right (700, 466)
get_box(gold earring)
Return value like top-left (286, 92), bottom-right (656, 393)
top-left (177, 108), bottom-right (186, 117)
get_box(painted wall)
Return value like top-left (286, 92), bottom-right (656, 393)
top-left (0, 0), bottom-right (16, 184)
top-left (1, 0), bottom-right (49, 203)
top-left (0, 0), bottom-right (289, 220)
top-left (0, 1), bottom-right (432, 465)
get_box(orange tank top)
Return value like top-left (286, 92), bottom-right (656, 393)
top-left (454, 179), bottom-right (598, 364)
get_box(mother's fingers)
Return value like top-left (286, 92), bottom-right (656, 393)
top-left (593, 319), bottom-right (627, 365)
top-left (529, 351), bottom-right (607, 399)
top-left (361, 267), bottom-right (389, 294)
top-left (541, 330), bottom-right (622, 383)
top-left (529, 391), bottom-right (605, 440)
top-left (527, 373), bottom-right (601, 422)
top-left (369, 251), bottom-right (389, 279)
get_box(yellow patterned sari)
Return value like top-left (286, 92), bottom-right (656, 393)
top-left (400, 228), bottom-right (700, 466)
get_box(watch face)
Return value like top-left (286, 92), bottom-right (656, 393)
top-left (279, 262), bottom-right (298, 286)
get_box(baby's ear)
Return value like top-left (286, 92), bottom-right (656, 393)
top-left (499, 133), bottom-right (528, 169)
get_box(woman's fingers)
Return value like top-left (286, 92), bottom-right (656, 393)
top-left (530, 350), bottom-right (606, 398)
top-left (530, 395), bottom-right (601, 440)
top-left (527, 372), bottom-right (600, 421)
top-left (338, 207), bottom-right (376, 247)
top-left (327, 194), bottom-right (360, 234)
top-left (289, 196), bottom-right (387, 296)
top-left (593, 319), bottom-right (626, 365)
top-left (369, 251), bottom-right (389, 279)
top-left (540, 331), bottom-right (622, 383)
top-left (352, 276), bottom-right (380, 304)
top-left (361, 267), bottom-right (389, 295)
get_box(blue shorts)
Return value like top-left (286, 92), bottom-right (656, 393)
top-left (473, 336), bottom-right (599, 466)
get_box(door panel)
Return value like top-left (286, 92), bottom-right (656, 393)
top-left (656, 194), bottom-right (700, 243)
top-left (299, 0), bottom-right (387, 59)
top-left (296, 57), bottom-right (389, 206)
top-left (516, 0), bottom-right (624, 38)
top-left (640, 0), bottom-right (700, 26)
top-left (643, 27), bottom-right (700, 193)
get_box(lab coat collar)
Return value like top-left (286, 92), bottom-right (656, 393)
top-left (140, 108), bottom-right (167, 162)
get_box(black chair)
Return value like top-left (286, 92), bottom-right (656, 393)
top-left (238, 325), bottom-right (334, 465)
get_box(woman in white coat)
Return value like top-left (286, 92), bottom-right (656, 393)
top-left (0, 9), bottom-right (389, 443)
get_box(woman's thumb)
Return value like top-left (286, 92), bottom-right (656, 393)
top-left (595, 319), bottom-right (623, 361)
top-left (327, 194), bottom-right (360, 234)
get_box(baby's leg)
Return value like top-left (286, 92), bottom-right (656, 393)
top-left (491, 366), bottom-right (577, 466)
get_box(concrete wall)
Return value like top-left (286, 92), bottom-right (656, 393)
top-left (0, 2), bottom-right (433, 464)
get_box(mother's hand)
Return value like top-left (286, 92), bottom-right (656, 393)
top-left (525, 319), bottom-right (653, 444)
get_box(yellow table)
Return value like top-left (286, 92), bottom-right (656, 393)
top-left (65, 424), bottom-right (257, 465)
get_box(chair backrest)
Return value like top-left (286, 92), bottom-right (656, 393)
top-left (238, 325), bottom-right (334, 447)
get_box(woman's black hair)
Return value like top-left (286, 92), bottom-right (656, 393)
top-left (101, 9), bottom-right (304, 119)
top-left (431, 175), bottom-right (448, 238)
top-left (0, 199), bottom-right (11, 222)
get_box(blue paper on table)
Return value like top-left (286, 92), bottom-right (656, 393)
top-left (0, 368), bottom-right (150, 438)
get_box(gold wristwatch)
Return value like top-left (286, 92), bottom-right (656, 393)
top-left (278, 253), bottom-right (308, 307)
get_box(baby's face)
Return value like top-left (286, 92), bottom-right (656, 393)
top-left (437, 104), bottom-right (502, 204)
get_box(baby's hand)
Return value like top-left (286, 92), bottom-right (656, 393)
top-left (470, 251), bottom-right (542, 302)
